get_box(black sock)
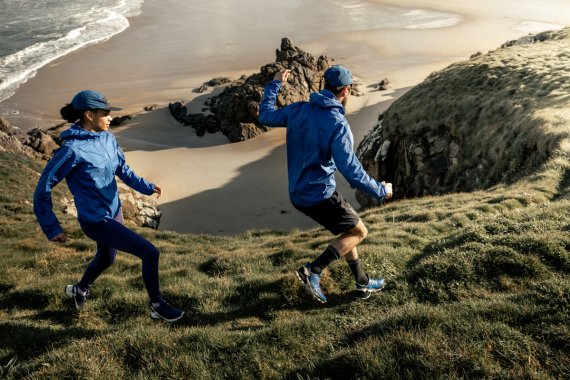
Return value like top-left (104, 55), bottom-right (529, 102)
top-left (347, 259), bottom-right (368, 285)
top-left (310, 246), bottom-right (341, 274)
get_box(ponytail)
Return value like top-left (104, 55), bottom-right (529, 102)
top-left (60, 103), bottom-right (84, 123)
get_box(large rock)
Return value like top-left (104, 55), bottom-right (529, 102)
top-left (168, 102), bottom-right (218, 135)
top-left (23, 128), bottom-right (60, 156)
top-left (169, 38), bottom-right (365, 142)
top-left (117, 183), bottom-right (162, 229)
top-left (206, 38), bottom-right (330, 142)
top-left (356, 27), bottom-right (570, 207)
top-left (0, 118), bottom-right (42, 159)
top-left (60, 183), bottom-right (162, 229)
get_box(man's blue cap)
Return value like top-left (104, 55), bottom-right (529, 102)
top-left (71, 90), bottom-right (122, 111)
top-left (324, 65), bottom-right (353, 87)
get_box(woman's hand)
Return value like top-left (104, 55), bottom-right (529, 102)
top-left (153, 185), bottom-right (163, 198)
top-left (50, 233), bottom-right (68, 243)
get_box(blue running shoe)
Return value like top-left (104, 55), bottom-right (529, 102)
top-left (150, 300), bottom-right (185, 323)
top-left (295, 263), bottom-right (327, 303)
top-left (65, 284), bottom-right (89, 309)
top-left (355, 277), bottom-right (385, 297)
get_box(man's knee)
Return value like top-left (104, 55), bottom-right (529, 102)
top-left (349, 220), bottom-right (367, 240)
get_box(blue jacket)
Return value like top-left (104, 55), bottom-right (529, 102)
top-left (33, 124), bottom-right (155, 239)
top-left (258, 80), bottom-right (387, 207)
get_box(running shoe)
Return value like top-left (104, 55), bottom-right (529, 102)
top-left (296, 263), bottom-right (327, 303)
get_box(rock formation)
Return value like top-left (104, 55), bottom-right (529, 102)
top-left (170, 38), bottom-right (332, 142)
top-left (356, 28), bottom-right (570, 208)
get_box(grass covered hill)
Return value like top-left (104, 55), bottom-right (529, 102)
top-left (1, 145), bottom-right (569, 378)
top-left (357, 27), bottom-right (570, 203)
top-left (1, 32), bottom-right (570, 379)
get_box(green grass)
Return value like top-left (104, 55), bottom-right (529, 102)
top-left (1, 148), bottom-right (569, 379)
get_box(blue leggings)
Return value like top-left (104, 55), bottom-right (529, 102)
top-left (78, 210), bottom-right (161, 303)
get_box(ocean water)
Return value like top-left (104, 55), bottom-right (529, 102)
top-left (0, 0), bottom-right (144, 103)
top-left (293, 0), bottom-right (462, 33)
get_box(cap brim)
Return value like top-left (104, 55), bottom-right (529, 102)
top-left (104, 106), bottom-right (122, 111)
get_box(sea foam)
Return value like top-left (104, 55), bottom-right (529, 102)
top-left (0, 0), bottom-right (144, 103)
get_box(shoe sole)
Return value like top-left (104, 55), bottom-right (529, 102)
top-left (295, 268), bottom-right (307, 285)
top-left (356, 282), bottom-right (386, 299)
top-left (150, 309), bottom-right (185, 323)
top-left (307, 286), bottom-right (327, 304)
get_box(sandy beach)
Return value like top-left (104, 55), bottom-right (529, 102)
top-left (5, 0), bottom-right (570, 234)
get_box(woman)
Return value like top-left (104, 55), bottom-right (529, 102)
top-left (34, 90), bottom-right (184, 323)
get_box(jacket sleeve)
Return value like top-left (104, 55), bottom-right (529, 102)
top-left (330, 119), bottom-right (388, 201)
top-left (258, 80), bottom-right (289, 127)
top-left (33, 145), bottom-right (76, 240)
top-left (115, 143), bottom-right (155, 195)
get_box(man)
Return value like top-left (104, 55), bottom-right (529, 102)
top-left (258, 65), bottom-right (393, 303)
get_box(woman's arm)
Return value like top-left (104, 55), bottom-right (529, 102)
top-left (115, 143), bottom-right (155, 195)
top-left (33, 145), bottom-right (76, 240)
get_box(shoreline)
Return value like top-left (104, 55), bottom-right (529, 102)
top-left (4, 0), bottom-right (570, 234)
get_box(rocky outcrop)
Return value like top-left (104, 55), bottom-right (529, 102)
top-left (0, 118), bottom-right (54, 159)
top-left (110, 115), bottom-right (132, 127)
top-left (24, 128), bottom-right (60, 156)
top-left (61, 183), bottom-right (162, 229)
top-left (356, 28), bottom-right (570, 207)
top-left (500, 29), bottom-right (560, 48)
top-left (210, 38), bottom-right (330, 142)
top-left (168, 102), bottom-right (218, 136)
top-left (169, 38), bottom-right (332, 142)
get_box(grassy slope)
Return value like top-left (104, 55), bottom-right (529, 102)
top-left (1, 141), bottom-right (569, 379)
top-left (370, 28), bottom-right (570, 195)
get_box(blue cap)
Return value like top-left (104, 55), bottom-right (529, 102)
top-left (71, 90), bottom-right (122, 111)
top-left (324, 65), bottom-right (353, 87)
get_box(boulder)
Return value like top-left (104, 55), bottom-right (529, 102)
top-left (110, 115), bottom-right (132, 127)
top-left (168, 102), bottom-right (218, 135)
top-left (144, 104), bottom-right (159, 111)
top-left (208, 77), bottom-right (232, 87)
top-left (207, 38), bottom-right (330, 142)
top-left (194, 85), bottom-right (209, 93)
top-left (23, 128), bottom-right (60, 157)
top-left (377, 78), bottom-right (391, 91)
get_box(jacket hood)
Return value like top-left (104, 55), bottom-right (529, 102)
top-left (60, 123), bottom-right (101, 141)
top-left (309, 89), bottom-right (345, 114)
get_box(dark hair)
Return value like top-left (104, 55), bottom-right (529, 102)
top-left (60, 103), bottom-right (86, 123)
top-left (324, 83), bottom-right (350, 95)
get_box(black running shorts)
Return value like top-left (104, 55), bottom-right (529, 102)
top-left (293, 191), bottom-right (360, 235)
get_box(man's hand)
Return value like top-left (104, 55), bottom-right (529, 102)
top-left (381, 181), bottom-right (393, 200)
top-left (274, 69), bottom-right (291, 84)
top-left (50, 233), bottom-right (68, 243)
top-left (153, 185), bottom-right (163, 198)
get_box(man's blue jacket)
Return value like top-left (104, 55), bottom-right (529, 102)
top-left (258, 80), bottom-right (387, 207)
top-left (33, 124), bottom-right (155, 240)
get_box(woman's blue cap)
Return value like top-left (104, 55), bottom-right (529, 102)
top-left (324, 65), bottom-right (353, 87)
top-left (71, 90), bottom-right (122, 111)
